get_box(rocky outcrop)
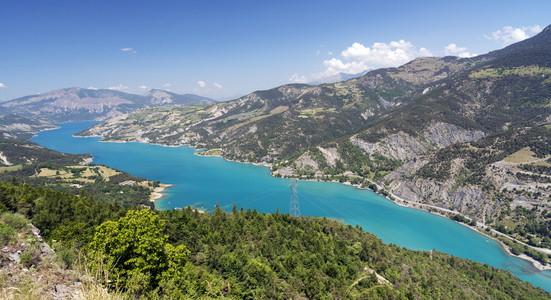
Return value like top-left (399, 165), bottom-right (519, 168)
top-left (317, 146), bottom-right (340, 167)
top-left (0, 152), bottom-right (11, 165)
top-left (351, 122), bottom-right (486, 161)
top-left (385, 162), bottom-right (489, 218)
top-left (0, 216), bottom-right (83, 299)
top-left (295, 153), bottom-right (319, 170)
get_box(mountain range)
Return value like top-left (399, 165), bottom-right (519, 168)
top-left (77, 25), bottom-right (551, 262)
top-left (0, 87), bottom-right (214, 123)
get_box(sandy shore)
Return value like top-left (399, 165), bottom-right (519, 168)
top-left (150, 183), bottom-right (172, 202)
top-left (79, 157), bottom-right (94, 165)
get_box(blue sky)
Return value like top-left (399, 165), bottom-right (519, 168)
top-left (0, 0), bottom-right (549, 101)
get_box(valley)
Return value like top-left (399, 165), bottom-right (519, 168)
top-left (71, 25), bottom-right (551, 268)
top-left (1, 20), bottom-right (551, 298)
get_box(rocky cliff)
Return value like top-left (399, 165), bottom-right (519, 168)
top-left (0, 213), bottom-right (82, 299)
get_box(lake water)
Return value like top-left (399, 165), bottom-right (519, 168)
top-left (32, 121), bottom-right (551, 291)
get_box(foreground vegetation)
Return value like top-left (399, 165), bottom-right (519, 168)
top-left (0, 181), bottom-right (548, 299)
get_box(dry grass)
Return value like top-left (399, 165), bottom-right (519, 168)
top-left (95, 166), bottom-right (120, 177)
top-left (503, 147), bottom-right (538, 163)
top-left (196, 148), bottom-right (222, 156)
top-left (36, 165), bottom-right (122, 183)
top-left (0, 286), bottom-right (48, 300)
top-left (300, 108), bottom-right (336, 116)
top-left (269, 105), bottom-right (288, 115)
top-left (533, 160), bottom-right (551, 167)
top-left (470, 66), bottom-right (551, 79)
top-left (72, 253), bottom-right (127, 300)
top-left (75, 282), bottom-right (127, 300)
top-left (36, 168), bottom-right (69, 177)
top-left (0, 165), bottom-right (23, 173)
top-left (81, 168), bottom-right (96, 178)
top-left (72, 178), bottom-right (95, 183)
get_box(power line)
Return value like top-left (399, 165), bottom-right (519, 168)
top-left (289, 179), bottom-right (300, 217)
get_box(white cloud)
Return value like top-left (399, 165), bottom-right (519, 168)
top-left (293, 39), bottom-right (431, 84)
top-left (289, 73), bottom-right (309, 84)
top-left (120, 47), bottom-right (137, 54)
top-left (197, 81), bottom-right (206, 88)
top-left (107, 84), bottom-right (128, 91)
top-left (322, 58), bottom-right (369, 76)
top-left (87, 86), bottom-right (98, 90)
top-left (301, 57), bottom-right (371, 84)
top-left (138, 85), bottom-right (148, 89)
top-left (163, 83), bottom-right (171, 87)
top-left (341, 40), bottom-right (432, 67)
top-left (214, 82), bottom-right (223, 89)
top-left (0, 83), bottom-right (6, 88)
top-left (308, 58), bottom-right (371, 83)
top-left (444, 43), bottom-right (476, 58)
top-left (484, 25), bottom-right (542, 46)
top-left (444, 43), bottom-right (466, 54)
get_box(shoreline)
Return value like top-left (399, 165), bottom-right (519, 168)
top-left (150, 183), bottom-right (172, 202)
top-left (64, 132), bottom-right (551, 272)
top-left (268, 170), bottom-right (551, 271)
top-left (383, 189), bottom-right (551, 271)
top-left (313, 178), bottom-right (551, 272)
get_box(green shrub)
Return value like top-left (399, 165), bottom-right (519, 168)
top-left (55, 243), bottom-right (78, 269)
top-left (1, 212), bottom-right (28, 230)
top-left (19, 252), bottom-right (32, 267)
top-left (0, 223), bottom-right (15, 243)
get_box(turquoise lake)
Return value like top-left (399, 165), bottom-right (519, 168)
top-left (32, 121), bottom-right (551, 292)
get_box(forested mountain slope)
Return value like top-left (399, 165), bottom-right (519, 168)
top-left (0, 139), bottom-right (90, 167)
top-left (0, 181), bottom-right (548, 299)
top-left (79, 55), bottom-right (479, 156)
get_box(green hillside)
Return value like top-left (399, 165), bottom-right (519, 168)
top-left (0, 181), bottom-right (548, 299)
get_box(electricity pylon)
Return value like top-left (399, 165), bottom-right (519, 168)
top-left (289, 179), bottom-right (300, 217)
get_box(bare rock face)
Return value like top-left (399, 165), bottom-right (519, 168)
top-left (146, 89), bottom-right (175, 105)
top-left (351, 122), bottom-right (486, 161)
top-left (383, 158), bottom-right (490, 218)
top-left (317, 146), bottom-right (340, 167)
top-left (295, 153), bottom-right (319, 171)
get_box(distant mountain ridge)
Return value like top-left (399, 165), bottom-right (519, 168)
top-left (0, 87), bottom-right (214, 122)
top-left (145, 89), bottom-right (213, 105)
top-left (308, 71), bottom-right (369, 85)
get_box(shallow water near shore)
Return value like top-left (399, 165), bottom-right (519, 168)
top-left (32, 121), bottom-right (551, 292)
